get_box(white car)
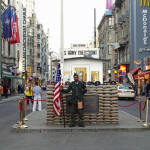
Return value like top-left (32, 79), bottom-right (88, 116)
top-left (118, 86), bottom-right (136, 100)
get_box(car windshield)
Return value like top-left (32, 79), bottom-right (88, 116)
top-left (119, 86), bottom-right (133, 90)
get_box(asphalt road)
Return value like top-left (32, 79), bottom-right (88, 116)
top-left (118, 96), bottom-right (147, 121)
top-left (1, 93), bottom-right (150, 150)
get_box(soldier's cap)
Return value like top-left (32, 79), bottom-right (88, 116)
top-left (73, 73), bottom-right (79, 77)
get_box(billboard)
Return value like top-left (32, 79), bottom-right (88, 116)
top-left (130, 0), bottom-right (150, 69)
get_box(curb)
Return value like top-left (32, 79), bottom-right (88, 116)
top-left (11, 126), bottom-right (150, 133)
top-left (0, 95), bottom-right (24, 104)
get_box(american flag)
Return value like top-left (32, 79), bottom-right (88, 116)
top-left (53, 64), bottom-right (61, 116)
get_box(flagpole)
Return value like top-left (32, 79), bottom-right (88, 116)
top-left (60, 0), bottom-right (64, 76)
top-left (60, 0), bottom-right (65, 128)
top-left (0, 0), bottom-right (2, 101)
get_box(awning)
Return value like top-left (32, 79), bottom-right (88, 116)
top-left (129, 68), bottom-right (141, 74)
top-left (17, 77), bottom-right (25, 80)
top-left (134, 70), bottom-right (150, 79)
top-left (3, 75), bottom-right (25, 80)
top-left (2, 75), bottom-right (17, 78)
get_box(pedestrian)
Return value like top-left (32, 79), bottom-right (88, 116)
top-left (146, 80), bottom-right (150, 99)
top-left (60, 73), bottom-right (87, 127)
top-left (20, 84), bottom-right (23, 93)
top-left (32, 82), bottom-right (42, 112)
top-left (1, 86), bottom-right (3, 96)
top-left (3, 84), bottom-right (8, 98)
top-left (133, 82), bottom-right (138, 96)
top-left (18, 84), bottom-right (21, 94)
top-left (25, 83), bottom-right (33, 111)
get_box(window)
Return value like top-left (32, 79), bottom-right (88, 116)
top-left (8, 43), bottom-right (10, 56)
top-left (37, 24), bottom-right (40, 29)
top-left (37, 44), bottom-right (40, 49)
top-left (8, 0), bottom-right (10, 5)
top-left (108, 18), bottom-right (112, 26)
top-left (91, 72), bottom-right (99, 82)
top-left (108, 45), bottom-right (111, 55)
top-left (37, 34), bottom-right (40, 39)
top-left (37, 63), bottom-right (40, 67)
top-left (37, 53), bottom-right (40, 58)
top-left (108, 30), bottom-right (112, 40)
top-left (30, 49), bottom-right (32, 55)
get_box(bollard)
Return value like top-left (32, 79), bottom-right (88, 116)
top-left (17, 98), bottom-right (22, 125)
top-left (18, 98), bottom-right (28, 129)
top-left (143, 97), bottom-right (150, 127)
top-left (137, 96), bottom-right (145, 122)
top-left (22, 97), bottom-right (28, 121)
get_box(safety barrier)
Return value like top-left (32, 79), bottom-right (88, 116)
top-left (17, 97), bottom-right (28, 129)
top-left (118, 100), bottom-right (138, 108)
top-left (25, 97), bottom-right (46, 102)
top-left (118, 96), bottom-right (149, 126)
top-left (143, 97), bottom-right (150, 127)
top-left (18, 95), bottom-right (150, 128)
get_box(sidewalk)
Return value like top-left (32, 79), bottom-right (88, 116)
top-left (0, 94), bottom-right (24, 104)
top-left (12, 110), bottom-right (150, 133)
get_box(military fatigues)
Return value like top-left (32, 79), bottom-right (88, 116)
top-left (63, 81), bottom-right (87, 125)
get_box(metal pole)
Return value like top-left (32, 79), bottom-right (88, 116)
top-left (143, 97), bottom-right (150, 127)
top-left (60, 0), bottom-right (64, 75)
top-left (117, 49), bottom-right (118, 82)
top-left (0, 0), bottom-right (2, 101)
top-left (137, 96), bottom-right (144, 122)
top-left (60, 0), bottom-right (65, 127)
top-left (94, 8), bottom-right (96, 48)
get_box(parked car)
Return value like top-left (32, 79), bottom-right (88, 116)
top-left (118, 86), bottom-right (135, 100)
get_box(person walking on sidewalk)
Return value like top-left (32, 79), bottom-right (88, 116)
top-left (33, 82), bottom-right (42, 112)
top-left (146, 80), bottom-right (150, 99)
top-left (60, 73), bottom-right (87, 127)
top-left (25, 83), bottom-right (33, 111)
top-left (3, 84), bottom-right (8, 98)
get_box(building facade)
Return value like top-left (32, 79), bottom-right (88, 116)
top-left (97, 11), bottom-right (116, 82)
top-left (37, 22), bottom-right (49, 84)
top-left (113, 0), bottom-right (130, 82)
top-left (1, 0), bottom-right (24, 93)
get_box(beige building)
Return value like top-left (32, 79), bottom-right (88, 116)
top-left (113, 0), bottom-right (130, 82)
top-left (1, 0), bottom-right (24, 93)
top-left (97, 12), bottom-right (116, 81)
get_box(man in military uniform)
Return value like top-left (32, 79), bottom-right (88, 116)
top-left (60, 73), bottom-right (87, 127)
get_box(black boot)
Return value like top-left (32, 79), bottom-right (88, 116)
top-left (69, 123), bottom-right (75, 127)
top-left (78, 123), bottom-right (85, 127)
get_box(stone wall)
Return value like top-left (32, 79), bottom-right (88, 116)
top-left (47, 84), bottom-right (118, 125)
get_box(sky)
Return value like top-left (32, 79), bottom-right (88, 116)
top-left (35, 0), bottom-right (113, 53)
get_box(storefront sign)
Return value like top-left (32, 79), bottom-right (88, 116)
top-left (142, 9), bottom-right (148, 45)
top-left (131, 0), bottom-right (150, 69)
top-left (64, 50), bottom-right (97, 56)
top-left (22, 8), bottom-right (26, 73)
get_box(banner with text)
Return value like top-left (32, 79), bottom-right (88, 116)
top-left (106, 0), bottom-right (113, 10)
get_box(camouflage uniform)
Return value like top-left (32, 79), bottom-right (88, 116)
top-left (63, 81), bottom-right (87, 125)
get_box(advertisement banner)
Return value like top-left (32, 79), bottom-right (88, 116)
top-left (106, 0), bottom-right (113, 10)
